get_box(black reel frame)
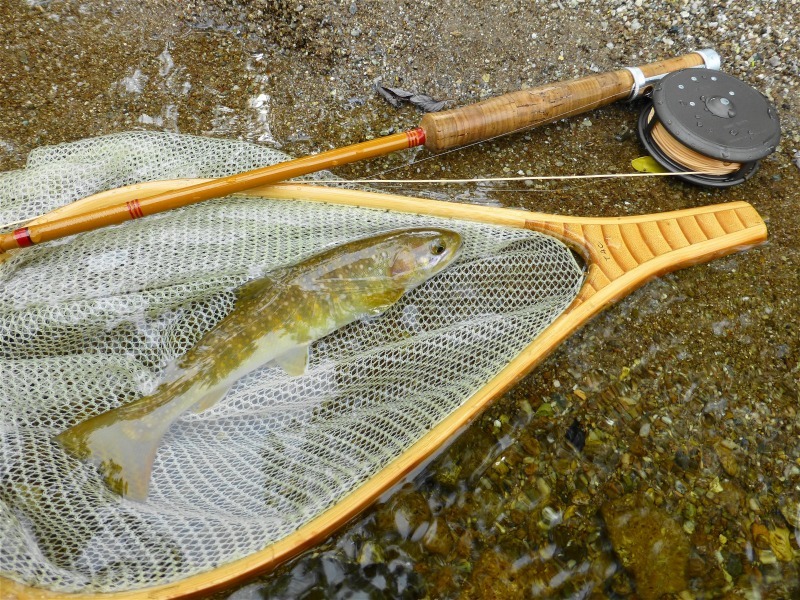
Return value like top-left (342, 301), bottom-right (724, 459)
top-left (636, 69), bottom-right (781, 189)
top-left (637, 106), bottom-right (761, 188)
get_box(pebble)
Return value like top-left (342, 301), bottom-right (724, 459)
top-left (779, 499), bottom-right (800, 529)
top-left (375, 487), bottom-right (431, 540)
top-left (751, 522), bottom-right (771, 549)
top-left (422, 517), bottom-right (454, 556)
top-left (357, 540), bottom-right (384, 567)
top-left (715, 444), bottom-right (740, 477)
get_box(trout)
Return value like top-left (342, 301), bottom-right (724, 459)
top-left (57, 228), bottom-right (462, 501)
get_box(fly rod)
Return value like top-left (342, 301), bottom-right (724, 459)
top-left (0, 49), bottom-right (720, 254)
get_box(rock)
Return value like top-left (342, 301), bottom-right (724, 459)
top-left (751, 522), bottom-right (771, 549)
top-left (723, 550), bottom-right (744, 580)
top-left (674, 448), bottom-right (701, 472)
top-left (768, 527), bottom-right (795, 562)
top-left (715, 443), bottom-right (740, 477)
top-left (375, 486), bottom-right (431, 540)
top-left (601, 492), bottom-right (691, 600)
top-left (686, 555), bottom-right (706, 578)
top-left (422, 517), bottom-right (455, 556)
top-left (716, 481), bottom-right (745, 518)
top-left (779, 498), bottom-right (800, 530)
top-left (467, 549), bottom-right (522, 598)
top-left (518, 430), bottom-right (541, 456)
top-left (357, 540), bottom-right (384, 567)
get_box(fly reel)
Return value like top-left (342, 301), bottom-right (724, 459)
top-left (637, 69), bottom-right (781, 188)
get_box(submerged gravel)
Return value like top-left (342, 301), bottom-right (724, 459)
top-left (1, 0), bottom-right (798, 598)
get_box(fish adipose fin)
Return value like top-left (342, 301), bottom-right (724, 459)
top-left (273, 345), bottom-right (310, 376)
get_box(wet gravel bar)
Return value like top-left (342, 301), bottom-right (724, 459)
top-left (1, 0), bottom-right (798, 598)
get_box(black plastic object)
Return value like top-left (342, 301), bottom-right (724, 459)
top-left (637, 69), bottom-right (781, 188)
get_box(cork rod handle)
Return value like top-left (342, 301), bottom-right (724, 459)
top-left (420, 51), bottom-right (714, 151)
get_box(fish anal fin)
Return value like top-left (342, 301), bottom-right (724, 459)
top-left (273, 345), bottom-right (310, 377)
top-left (190, 386), bottom-right (230, 413)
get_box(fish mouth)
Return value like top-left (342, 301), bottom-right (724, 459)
top-left (416, 230), bottom-right (462, 282)
top-left (447, 230), bottom-right (464, 255)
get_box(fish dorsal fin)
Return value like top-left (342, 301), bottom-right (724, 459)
top-left (273, 345), bottom-right (310, 377)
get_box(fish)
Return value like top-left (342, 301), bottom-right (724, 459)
top-left (56, 228), bottom-right (462, 501)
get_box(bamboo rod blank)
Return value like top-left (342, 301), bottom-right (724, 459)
top-left (0, 130), bottom-right (422, 253)
top-left (0, 51), bottom-right (717, 255)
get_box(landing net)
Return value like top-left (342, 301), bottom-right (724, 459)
top-left (0, 132), bottom-right (583, 593)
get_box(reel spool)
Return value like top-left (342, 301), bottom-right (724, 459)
top-left (637, 69), bottom-right (781, 187)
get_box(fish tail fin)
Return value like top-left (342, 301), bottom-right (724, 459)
top-left (56, 383), bottom-right (196, 502)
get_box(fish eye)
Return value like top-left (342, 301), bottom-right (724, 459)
top-left (430, 241), bottom-right (446, 255)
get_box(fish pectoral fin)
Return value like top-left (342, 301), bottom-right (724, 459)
top-left (190, 386), bottom-right (231, 413)
top-left (366, 302), bottom-right (393, 317)
top-left (273, 345), bottom-right (310, 377)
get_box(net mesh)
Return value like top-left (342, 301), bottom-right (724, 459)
top-left (0, 132), bottom-right (584, 594)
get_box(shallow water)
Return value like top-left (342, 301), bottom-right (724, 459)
top-left (1, 1), bottom-right (798, 598)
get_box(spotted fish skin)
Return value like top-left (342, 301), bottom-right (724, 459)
top-left (56, 228), bottom-right (461, 501)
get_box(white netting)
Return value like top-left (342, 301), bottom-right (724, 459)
top-left (0, 132), bottom-right (584, 594)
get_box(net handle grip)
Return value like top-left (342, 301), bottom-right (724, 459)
top-left (420, 50), bottom-right (719, 152)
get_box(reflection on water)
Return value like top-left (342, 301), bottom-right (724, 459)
top-left (207, 54), bottom-right (278, 145)
top-left (225, 348), bottom-right (799, 598)
top-left (220, 263), bottom-right (798, 599)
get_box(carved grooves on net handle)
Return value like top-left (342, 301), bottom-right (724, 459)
top-left (526, 203), bottom-right (765, 307)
